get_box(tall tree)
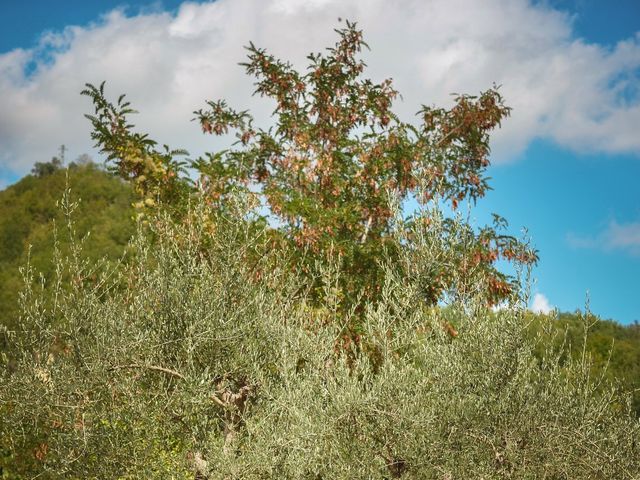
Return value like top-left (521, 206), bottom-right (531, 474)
top-left (82, 21), bottom-right (537, 313)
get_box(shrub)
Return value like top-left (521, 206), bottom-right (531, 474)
top-left (1, 194), bottom-right (637, 478)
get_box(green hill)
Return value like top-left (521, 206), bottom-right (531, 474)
top-left (0, 157), bottom-right (134, 332)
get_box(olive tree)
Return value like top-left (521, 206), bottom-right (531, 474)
top-left (1, 193), bottom-right (637, 478)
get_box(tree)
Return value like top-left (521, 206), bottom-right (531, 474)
top-left (82, 21), bottom-right (537, 316)
top-left (30, 145), bottom-right (66, 178)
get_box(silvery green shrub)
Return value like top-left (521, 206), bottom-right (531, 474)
top-left (1, 193), bottom-right (638, 479)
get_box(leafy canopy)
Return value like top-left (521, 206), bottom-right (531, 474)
top-left (82, 20), bottom-right (537, 310)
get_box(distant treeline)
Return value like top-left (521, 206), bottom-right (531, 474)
top-left (527, 311), bottom-right (640, 414)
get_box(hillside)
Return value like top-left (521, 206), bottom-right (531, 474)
top-left (0, 158), bottom-right (134, 332)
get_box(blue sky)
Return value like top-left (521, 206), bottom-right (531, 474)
top-left (0, 0), bottom-right (638, 322)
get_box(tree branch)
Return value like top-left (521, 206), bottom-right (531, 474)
top-left (109, 363), bottom-right (185, 380)
top-left (360, 216), bottom-right (372, 244)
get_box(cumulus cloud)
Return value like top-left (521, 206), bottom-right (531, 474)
top-left (0, 0), bottom-right (639, 179)
top-left (531, 292), bottom-right (554, 314)
top-left (568, 220), bottom-right (640, 256)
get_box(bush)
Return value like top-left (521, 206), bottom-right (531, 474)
top-left (1, 193), bottom-right (638, 479)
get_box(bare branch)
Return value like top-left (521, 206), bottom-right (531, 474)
top-left (109, 363), bottom-right (185, 380)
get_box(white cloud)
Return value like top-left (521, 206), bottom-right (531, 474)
top-left (531, 292), bottom-right (554, 314)
top-left (568, 220), bottom-right (640, 256)
top-left (0, 0), bottom-right (639, 179)
top-left (605, 221), bottom-right (640, 250)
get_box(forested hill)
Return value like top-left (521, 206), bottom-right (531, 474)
top-left (0, 159), bottom-right (134, 330)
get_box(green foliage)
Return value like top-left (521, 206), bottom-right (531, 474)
top-left (527, 310), bottom-right (640, 416)
top-left (81, 82), bottom-right (191, 217)
top-left (1, 197), bottom-right (638, 478)
top-left (0, 160), bottom-right (134, 332)
top-left (81, 21), bottom-right (537, 314)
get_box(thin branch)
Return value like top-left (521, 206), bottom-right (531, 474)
top-left (435, 120), bottom-right (465, 148)
top-left (360, 216), bottom-right (372, 244)
top-left (211, 394), bottom-right (227, 409)
top-left (109, 363), bottom-right (185, 380)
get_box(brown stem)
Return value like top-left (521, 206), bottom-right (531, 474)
top-left (109, 363), bottom-right (185, 380)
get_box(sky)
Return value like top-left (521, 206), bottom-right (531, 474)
top-left (0, 0), bottom-right (638, 323)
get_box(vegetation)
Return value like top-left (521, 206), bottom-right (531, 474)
top-left (1, 197), bottom-right (638, 478)
top-left (0, 154), bottom-right (134, 332)
top-left (1, 22), bottom-right (638, 478)
top-left (528, 311), bottom-right (640, 415)
top-left (81, 21), bottom-right (537, 317)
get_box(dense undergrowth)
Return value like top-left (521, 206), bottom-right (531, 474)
top-left (1, 193), bottom-right (638, 479)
